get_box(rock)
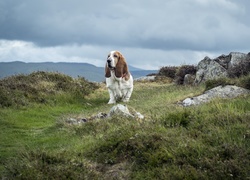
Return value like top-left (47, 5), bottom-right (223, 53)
top-left (108, 104), bottom-right (145, 120)
top-left (183, 74), bottom-right (195, 85)
top-left (66, 118), bottom-right (78, 125)
top-left (194, 56), bottom-right (228, 84)
top-left (134, 112), bottom-right (144, 119)
top-left (66, 118), bottom-right (87, 125)
top-left (79, 118), bottom-right (88, 123)
top-left (182, 98), bottom-right (195, 106)
top-left (95, 112), bottom-right (108, 119)
top-left (194, 52), bottom-right (250, 84)
top-left (108, 104), bottom-right (134, 118)
top-left (214, 54), bottom-right (231, 69)
top-left (135, 76), bottom-right (156, 81)
top-left (182, 85), bottom-right (250, 106)
top-left (214, 52), bottom-right (249, 70)
top-left (229, 52), bottom-right (249, 68)
top-left (65, 104), bottom-right (144, 125)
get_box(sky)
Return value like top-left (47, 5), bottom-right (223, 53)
top-left (0, 0), bottom-right (249, 70)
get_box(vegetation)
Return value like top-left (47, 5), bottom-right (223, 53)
top-left (174, 65), bottom-right (197, 85)
top-left (158, 66), bottom-right (178, 79)
top-left (157, 65), bottom-right (197, 85)
top-left (237, 74), bottom-right (250, 89)
top-left (0, 71), bottom-right (98, 107)
top-left (0, 72), bottom-right (249, 179)
top-left (205, 74), bottom-right (250, 91)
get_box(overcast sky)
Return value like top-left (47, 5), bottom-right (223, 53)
top-left (0, 0), bottom-right (249, 70)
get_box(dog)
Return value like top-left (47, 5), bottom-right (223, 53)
top-left (105, 50), bottom-right (133, 104)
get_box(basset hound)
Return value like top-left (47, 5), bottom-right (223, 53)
top-left (105, 50), bottom-right (133, 104)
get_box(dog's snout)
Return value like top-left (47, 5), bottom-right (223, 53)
top-left (107, 59), bottom-right (111, 63)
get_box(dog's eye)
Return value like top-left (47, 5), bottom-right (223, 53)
top-left (114, 54), bottom-right (118, 58)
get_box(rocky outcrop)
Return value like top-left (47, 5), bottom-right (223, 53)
top-left (195, 52), bottom-right (250, 84)
top-left (109, 104), bottom-right (144, 119)
top-left (182, 85), bottom-right (250, 106)
top-left (65, 104), bottom-right (144, 125)
top-left (194, 56), bottom-right (228, 84)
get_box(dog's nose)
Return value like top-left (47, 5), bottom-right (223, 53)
top-left (107, 59), bottom-right (111, 63)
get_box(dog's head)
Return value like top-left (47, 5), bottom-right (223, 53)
top-left (105, 50), bottom-right (130, 80)
top-left (106, 51), bottom-right (122, 70)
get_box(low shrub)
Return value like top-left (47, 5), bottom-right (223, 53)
top-left (204, 78), bottom-right (232, 91)
top-left (175, 65), bottom-right (197, 85)
top-left (4, 150), bottom-right (99, 179)
top-left (204, 74), bottom-right (250, 91)
top-left (0, 71), bottom-right (99, 107)
top-left (236, 73), bottom-right (250, 90)
top-left (158, 66), bottom-right (178, 79)
top-left (159, 110), bottom-right (192, 128)
top-left (0, 88), bottom-right (13, 107)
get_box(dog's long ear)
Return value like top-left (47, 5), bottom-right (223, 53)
top-left (105, 63), bottom-right (111, 77)
top-left (115, 52), bottom-right (129, 80)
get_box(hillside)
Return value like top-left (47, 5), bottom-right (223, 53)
top-left (0, 61), bottom-right (157, 82)
top-left (0, 72), bottom-right (249, 179)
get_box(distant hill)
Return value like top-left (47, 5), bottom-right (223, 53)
top-left (0, 61), bottom-right (157, 82)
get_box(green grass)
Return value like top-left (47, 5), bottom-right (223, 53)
top-left (0, 73), bottom-right (250, 179)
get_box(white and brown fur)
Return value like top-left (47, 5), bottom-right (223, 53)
top-left (105, 51), bottom-right (133, 104)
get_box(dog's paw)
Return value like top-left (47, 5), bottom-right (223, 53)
top-left (108, 100), bottom-right (116, 104)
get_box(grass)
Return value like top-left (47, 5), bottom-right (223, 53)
top-left (204, 74), bottom-right (250, 91)
top-left (0, 72), bottom-right (249, 179)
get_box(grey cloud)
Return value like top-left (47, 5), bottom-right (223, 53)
top-left (1, 0), bottom-right (249, 51)
top-left (0, 0), bottom-right (250, 70)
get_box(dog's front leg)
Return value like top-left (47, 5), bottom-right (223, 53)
top-left (107, 88), bottom-right (116, 104)
top-left (106, 78), bottom-right (116, 104)
top-left (122, 87), bottom-right (133, 102)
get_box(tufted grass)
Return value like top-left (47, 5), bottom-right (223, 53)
top-left (204, 73), bottom-right (250, 91)
top-left (0, 73), bottom-right (250, 179)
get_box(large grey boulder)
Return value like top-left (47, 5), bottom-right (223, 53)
top-left (228, 52), bottom-right (249, 68)
top-left (214, 52), bottom-right (249, 69)
top-left (195, 52), bottom-right (250, 84)
top-left (194, 56), bottom-right (228, 84)
top-left (182, 85), bottom-right (250, 106)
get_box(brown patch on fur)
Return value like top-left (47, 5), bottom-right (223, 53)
top-left (123, 72), bottom-right (130, 81)
top-left (115, 51), bottom-right (130, 81)
top-left (105, 64), bottom-right (111, 77)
